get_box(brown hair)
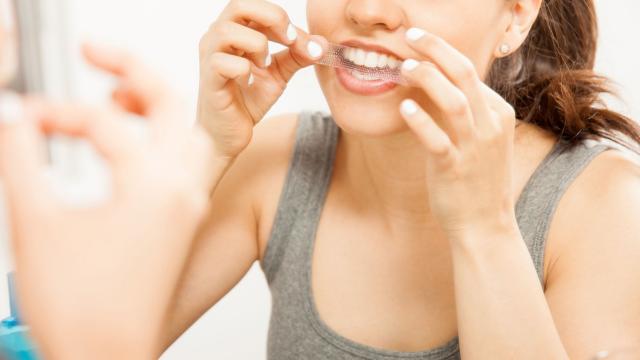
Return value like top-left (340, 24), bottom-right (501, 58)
top-left (487, 0), bottom-right (640, 153)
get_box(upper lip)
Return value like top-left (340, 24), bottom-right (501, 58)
top-left (339, 39), bottom-right (405, 60)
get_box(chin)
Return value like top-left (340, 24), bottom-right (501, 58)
top-left (328, 105), bottom-right (409, 138)
top-left (316, 67), bottom-right (409, 138)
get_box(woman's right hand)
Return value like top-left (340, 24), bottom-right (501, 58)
top-left (198, 0), bottom-right (327, 160)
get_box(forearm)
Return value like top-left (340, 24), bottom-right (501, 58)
top-left (448, 218), bottom-right (569, 359)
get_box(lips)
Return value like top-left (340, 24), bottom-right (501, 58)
top-left (332, 39), bottom-right (403, 96)
top-left (334, 66), bottom-right (399, 96)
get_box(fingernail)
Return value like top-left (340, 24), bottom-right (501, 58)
top-left (248, 73), bottom-right (255, 86)
top-left (307, 40), bottom-right (323, 59)
top-left (286, 23), bottom-right (298, 42)
top-left (0, 92), bottom-right (23, 124)
top-left (265, 53), bottom-right (272, 67)
top-left (406, 27), bottom-right (426, 42)
top-left (402, 59), bottom-right (420, 72)
top-left (400, 99), bottom-right (418, 116)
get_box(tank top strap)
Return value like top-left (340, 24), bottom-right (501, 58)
top-left (515, 138), bottom-right (614, 285)
top-left (261, 111), bottom-right (340, 284)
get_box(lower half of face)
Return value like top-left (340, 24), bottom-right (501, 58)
top-left (314, 62), bottom-right (414, 137)
top-left (308, 0), bottom-right (506, 138)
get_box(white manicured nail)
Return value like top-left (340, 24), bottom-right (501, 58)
top-left (248, 73), bottom-right (255, 86)
top-left (265, 53), bottom-right (272, 67)
top-left (402, 59), bottom-right (420, 72)
top-left (0, 92), bottom-right (23, 124)
top-left (307, 40), bottom-right (323, 59)
top-left (286, 23), bottom-right (298, 42)
top-left (406, 27), bottom-right (426, 41)
top-left (401, 99), bottom-right (418, 116)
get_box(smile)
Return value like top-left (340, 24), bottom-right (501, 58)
top-left (334, 44), bottom-right (402, 96)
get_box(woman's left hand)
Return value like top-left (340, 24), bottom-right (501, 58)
top-left (398, 27), bottom-right (518, 240)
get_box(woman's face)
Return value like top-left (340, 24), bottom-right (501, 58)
top-left (307, 0), bottom-right (513, 137)
top-left (0, 0), bottom-right (17, 87)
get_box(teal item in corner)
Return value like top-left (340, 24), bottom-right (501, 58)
top-left (0, 273), bottom-right (40, 360)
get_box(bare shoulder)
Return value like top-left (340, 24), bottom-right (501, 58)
top-left (542, 144), bottom-right (640, 356)
top-left (218, 112), bottom-right (301, 258)
top-left (546, 143), bottom-right (640, 285)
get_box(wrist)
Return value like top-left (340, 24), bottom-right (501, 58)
top-left (192, 125), bottom-right (237, 194)
top-left (446, 210), bottom-right (521, 249)
top-left (207, 153), bottom-right (235, 192)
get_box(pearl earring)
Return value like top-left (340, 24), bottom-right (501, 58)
top-left (499, 43), bottom-right (511, 55)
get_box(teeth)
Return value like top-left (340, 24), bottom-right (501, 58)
top-left (350, 69), bottom-right (380, 81)
top-left (364, 52), bottom-right (378, 67)
top-left (344, 47), bottom-right (401, 70)
top-left (355, 48), bottom-right (366, 66)
top-left (377, 54), bottom-right (388, 68)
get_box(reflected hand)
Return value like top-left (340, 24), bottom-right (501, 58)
top-left (0, 45), bottom-right (220, 360)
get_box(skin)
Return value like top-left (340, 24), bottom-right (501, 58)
top-left (170, 0), bottom-right (640, 359)
top-left (0, 0), bottom-right (637, 358)
top-left (1, 12), bottom-right (226, 359)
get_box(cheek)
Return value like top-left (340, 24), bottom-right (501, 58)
top-left (407, 2), bottom-right (505, 75)
top-left (306, 0), bottom-right (344, 35)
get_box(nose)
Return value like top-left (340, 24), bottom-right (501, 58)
top-left (345, 0), bottom-right (403, 32)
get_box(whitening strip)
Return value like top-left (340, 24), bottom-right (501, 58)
top-left (314, 42), bottom-right (409, 86)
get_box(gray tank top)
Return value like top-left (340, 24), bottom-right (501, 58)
top-left (260, 111), bottom-right (613, 359)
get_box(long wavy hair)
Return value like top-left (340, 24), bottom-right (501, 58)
top-left (487, 0), bottom-right (640, 153)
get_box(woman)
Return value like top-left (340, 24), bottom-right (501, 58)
top-left (167, 0), bottom-right (640, 359)
top-left (1, 1), bottom-right (227, 357)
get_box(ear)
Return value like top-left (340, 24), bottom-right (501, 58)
top-left (494, 0), bottom-right (543, 58)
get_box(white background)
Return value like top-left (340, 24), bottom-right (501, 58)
top-left (0, 1), bottom-right (639, 359)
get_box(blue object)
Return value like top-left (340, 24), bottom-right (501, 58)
top-left (0, 273), bottom-right (40, 360)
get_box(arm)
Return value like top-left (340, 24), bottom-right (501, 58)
top-left (157, 144), bottom-right (261, 353)
top-left (449, 151), bottom-right (640, 359)
top-left (156, 113), bottom-right (299, 355)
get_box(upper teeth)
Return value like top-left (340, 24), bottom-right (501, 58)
top-left (343, 47), bottom-right (401, 69)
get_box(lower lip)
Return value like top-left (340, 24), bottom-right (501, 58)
top-left (335, 66), bottom-right (398, 96)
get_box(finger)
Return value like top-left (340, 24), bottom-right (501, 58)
top-left (204, 52), bottom-right (253, 94)
top-left (206, 21), bottom-right (271, 68)
top-left (218, 0), bottom-right (296, 46)
top-left (202, 24), bottom-right (325, 90)
top-left (36, 102), bottom-right (140, 171)
top-left (400, 98), bottom-right (456, 161)
top-left (404, 28), bottom-right (493, 132)
top-left (82, 43), bottom-right (183, 126)
top-left (480, 82), bottom-right (517, 128)
top-left (0, 93), bottom-right (52, 208)
top-left (269, 31), bottom-right (327, 85)
top-left (401, 59), bottom-right (474, 145)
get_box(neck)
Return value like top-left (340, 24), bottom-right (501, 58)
top-left (335, 128), bottom-right (436, 232)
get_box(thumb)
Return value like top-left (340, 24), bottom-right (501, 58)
top-left (270, 28), bottom-right (328, 84)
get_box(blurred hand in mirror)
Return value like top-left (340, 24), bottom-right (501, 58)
top-left (0, 44), bottom-right (225, 360)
